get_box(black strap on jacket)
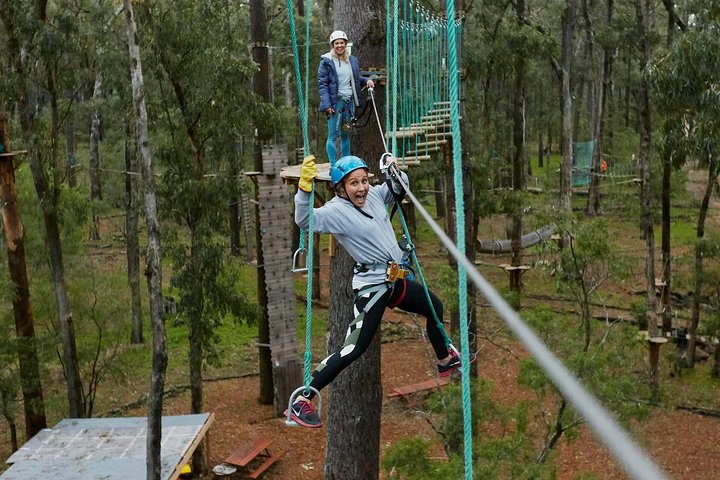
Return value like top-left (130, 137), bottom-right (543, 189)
top-left (386, 176), bottom-right (407, 222)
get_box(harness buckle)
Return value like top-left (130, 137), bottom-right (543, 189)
top-left (386, 261), bottom-right (407, 282)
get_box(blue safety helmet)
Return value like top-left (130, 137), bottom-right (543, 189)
top-left (330, 155), bottom-right (369, 188)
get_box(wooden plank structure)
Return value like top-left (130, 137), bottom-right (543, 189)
top-left (257, 145), bottom-right (302, 411)
top-left (387, 377), bottom-right (450, 399)
top-left (2, 414), bottom-right (214, 480)
top-left (223, 437), bottom-right (284, 479)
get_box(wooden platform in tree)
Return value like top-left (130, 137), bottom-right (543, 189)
top-left (387, 377), bottom-right (450, 398)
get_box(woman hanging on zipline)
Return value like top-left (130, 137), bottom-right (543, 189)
top-left (286, 154), bottom-right (476, 428)
top-left (318, 30), bottom-right (374, 164)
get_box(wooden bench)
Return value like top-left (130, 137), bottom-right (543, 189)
top-left (224, 437), bottom-right (284, 479)
top-left (387, 377), bottom-right (450, 398)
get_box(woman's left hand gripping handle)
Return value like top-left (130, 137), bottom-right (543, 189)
top-left (299, 155), bottom-right (318, 192)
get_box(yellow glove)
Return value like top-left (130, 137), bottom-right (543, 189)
top-left (298, 155), bottom-right (317, 192)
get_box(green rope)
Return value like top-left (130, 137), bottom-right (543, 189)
top-left (287, 0), bottom-right (314, 390)
top-left (445, 3), bottom-right (473, 477)
top-left (392, 0), bottom-right (399, 155)
top-left (287, 0), bottom-right (310, 155)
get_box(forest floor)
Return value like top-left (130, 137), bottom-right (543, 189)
top-left (154, 312), bottom-right (720, 480)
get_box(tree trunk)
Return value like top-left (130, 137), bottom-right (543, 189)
top-left (511, 0), bottom-right (526, 296)
top-left (659, 1), bottom-right (682, 336)
top-left (123, 2), bottom-right (167, 479)
top-left (325, 248), bottom-right (382, 480)
top-left (229, 180), bottom-right (241, 257)
top-left (65, 108), bottom-right (77, 188)
top-left (250, 0), bottom-right (275, 406)
top-left (636, 0), bottom-right (659, 339)
top-left (434, 174), bottom-right (446, 218)
top-left (0, 115), bottom-right (48, 439)
top-left (635, 0), bottom-right (662, 401)
top-left (559, 0), bottom-right (575, 213)
top-left (585, 0), bottom-right (611, 216)
top-left (89, 72), bottom-right (103, 241)
top-left (324, 2), bottom-right (386, 477)
top-left (46, 51), bottom-right (85, 419)
top-left (125, 116), bottom-right (143, 345)
top-left (687, 165), bottom-right (717, 368)
top-left (660, 137), bottom-right (672, 334)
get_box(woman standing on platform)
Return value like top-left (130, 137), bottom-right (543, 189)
top-left (318, 30), bottom-right (375, 164)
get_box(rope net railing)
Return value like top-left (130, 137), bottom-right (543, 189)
top-left (385, 0), bottom-right (461, 166)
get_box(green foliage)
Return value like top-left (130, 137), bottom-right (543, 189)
top-left (650, 2), bottom-right (720, 168)
top-left (629, 300), bottom-right (648, 330)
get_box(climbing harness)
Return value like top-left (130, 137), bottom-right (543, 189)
top-left (353, 260), bottom-right (412, 282)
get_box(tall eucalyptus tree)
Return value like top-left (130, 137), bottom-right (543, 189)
top-left (121, 1), bottom-right (167, 478)
top-left (0, 0), bottom-right (84, 419)
top-left (651, 2), bottom-right (720, 370)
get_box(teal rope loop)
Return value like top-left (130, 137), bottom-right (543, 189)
top-left (287, 0), bottom-right (314, 390)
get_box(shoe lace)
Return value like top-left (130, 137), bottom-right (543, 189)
top-left (295, 400), bottom-right (315, 415)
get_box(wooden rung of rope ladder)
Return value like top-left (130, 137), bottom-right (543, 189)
top-left (386, 129), bottom-right (427, 139)
top-left (421, 114), bottom-right (451, 121)
top-left (424, 132), bottom-right (451, 139)
top-left (433, 101), bottom-right (452, 106)
top-left (426, 108), bottom-right (450, 115)
top-left (405, 148), bottom-right (441, 156)
top-left (414, 140), bottom-right (448, 148)
top-left (398, 155), bottom-right (430, 170)
top-left (397, 155), bottom-right (431, 165)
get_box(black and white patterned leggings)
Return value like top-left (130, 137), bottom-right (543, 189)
top-left (306, 279), bottom-right (449, 399)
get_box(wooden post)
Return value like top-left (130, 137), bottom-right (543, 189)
top-left (648, 336), bottom-right (668, 400)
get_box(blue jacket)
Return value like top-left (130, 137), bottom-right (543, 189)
top-left (318, 53), bottom-right (369, 112)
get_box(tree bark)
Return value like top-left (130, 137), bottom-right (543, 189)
top-left (65, 107), bottom-right (77, 188)
top-left (658, 0), bottom-right (683, 336)
top-left (89, 72), bottom-right (103, 241)
top-left (250, 0), bottom-right (275, 406)
top-left (125, 115), bottom-right (143, 345)
top-left (0, 114), bottom-right (48, 439)
top-left (324, 2), bottom-right (386, 478)
top-left (325, 248), bottom-right (382, 480)
top-left (122, 2), bottom-right (167, 479)
top-left (510, 0), bottom-right (526, 296)
top-left (585, 0), bottom-right (612, 216)
top-left (687, 165), bottom-right (717, 368)
top-left (560, 0), bottom-right (576, 213)
top-left (24, 1), bottom-right (86, 419)
top-left (636, 0), bottom-right (659, 339)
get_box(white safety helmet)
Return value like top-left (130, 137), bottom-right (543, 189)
top-left (329, 30), bottom-right (348, 45)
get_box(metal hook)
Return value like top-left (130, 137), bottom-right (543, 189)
top-left (379, 152), bottom-right (395, 174)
